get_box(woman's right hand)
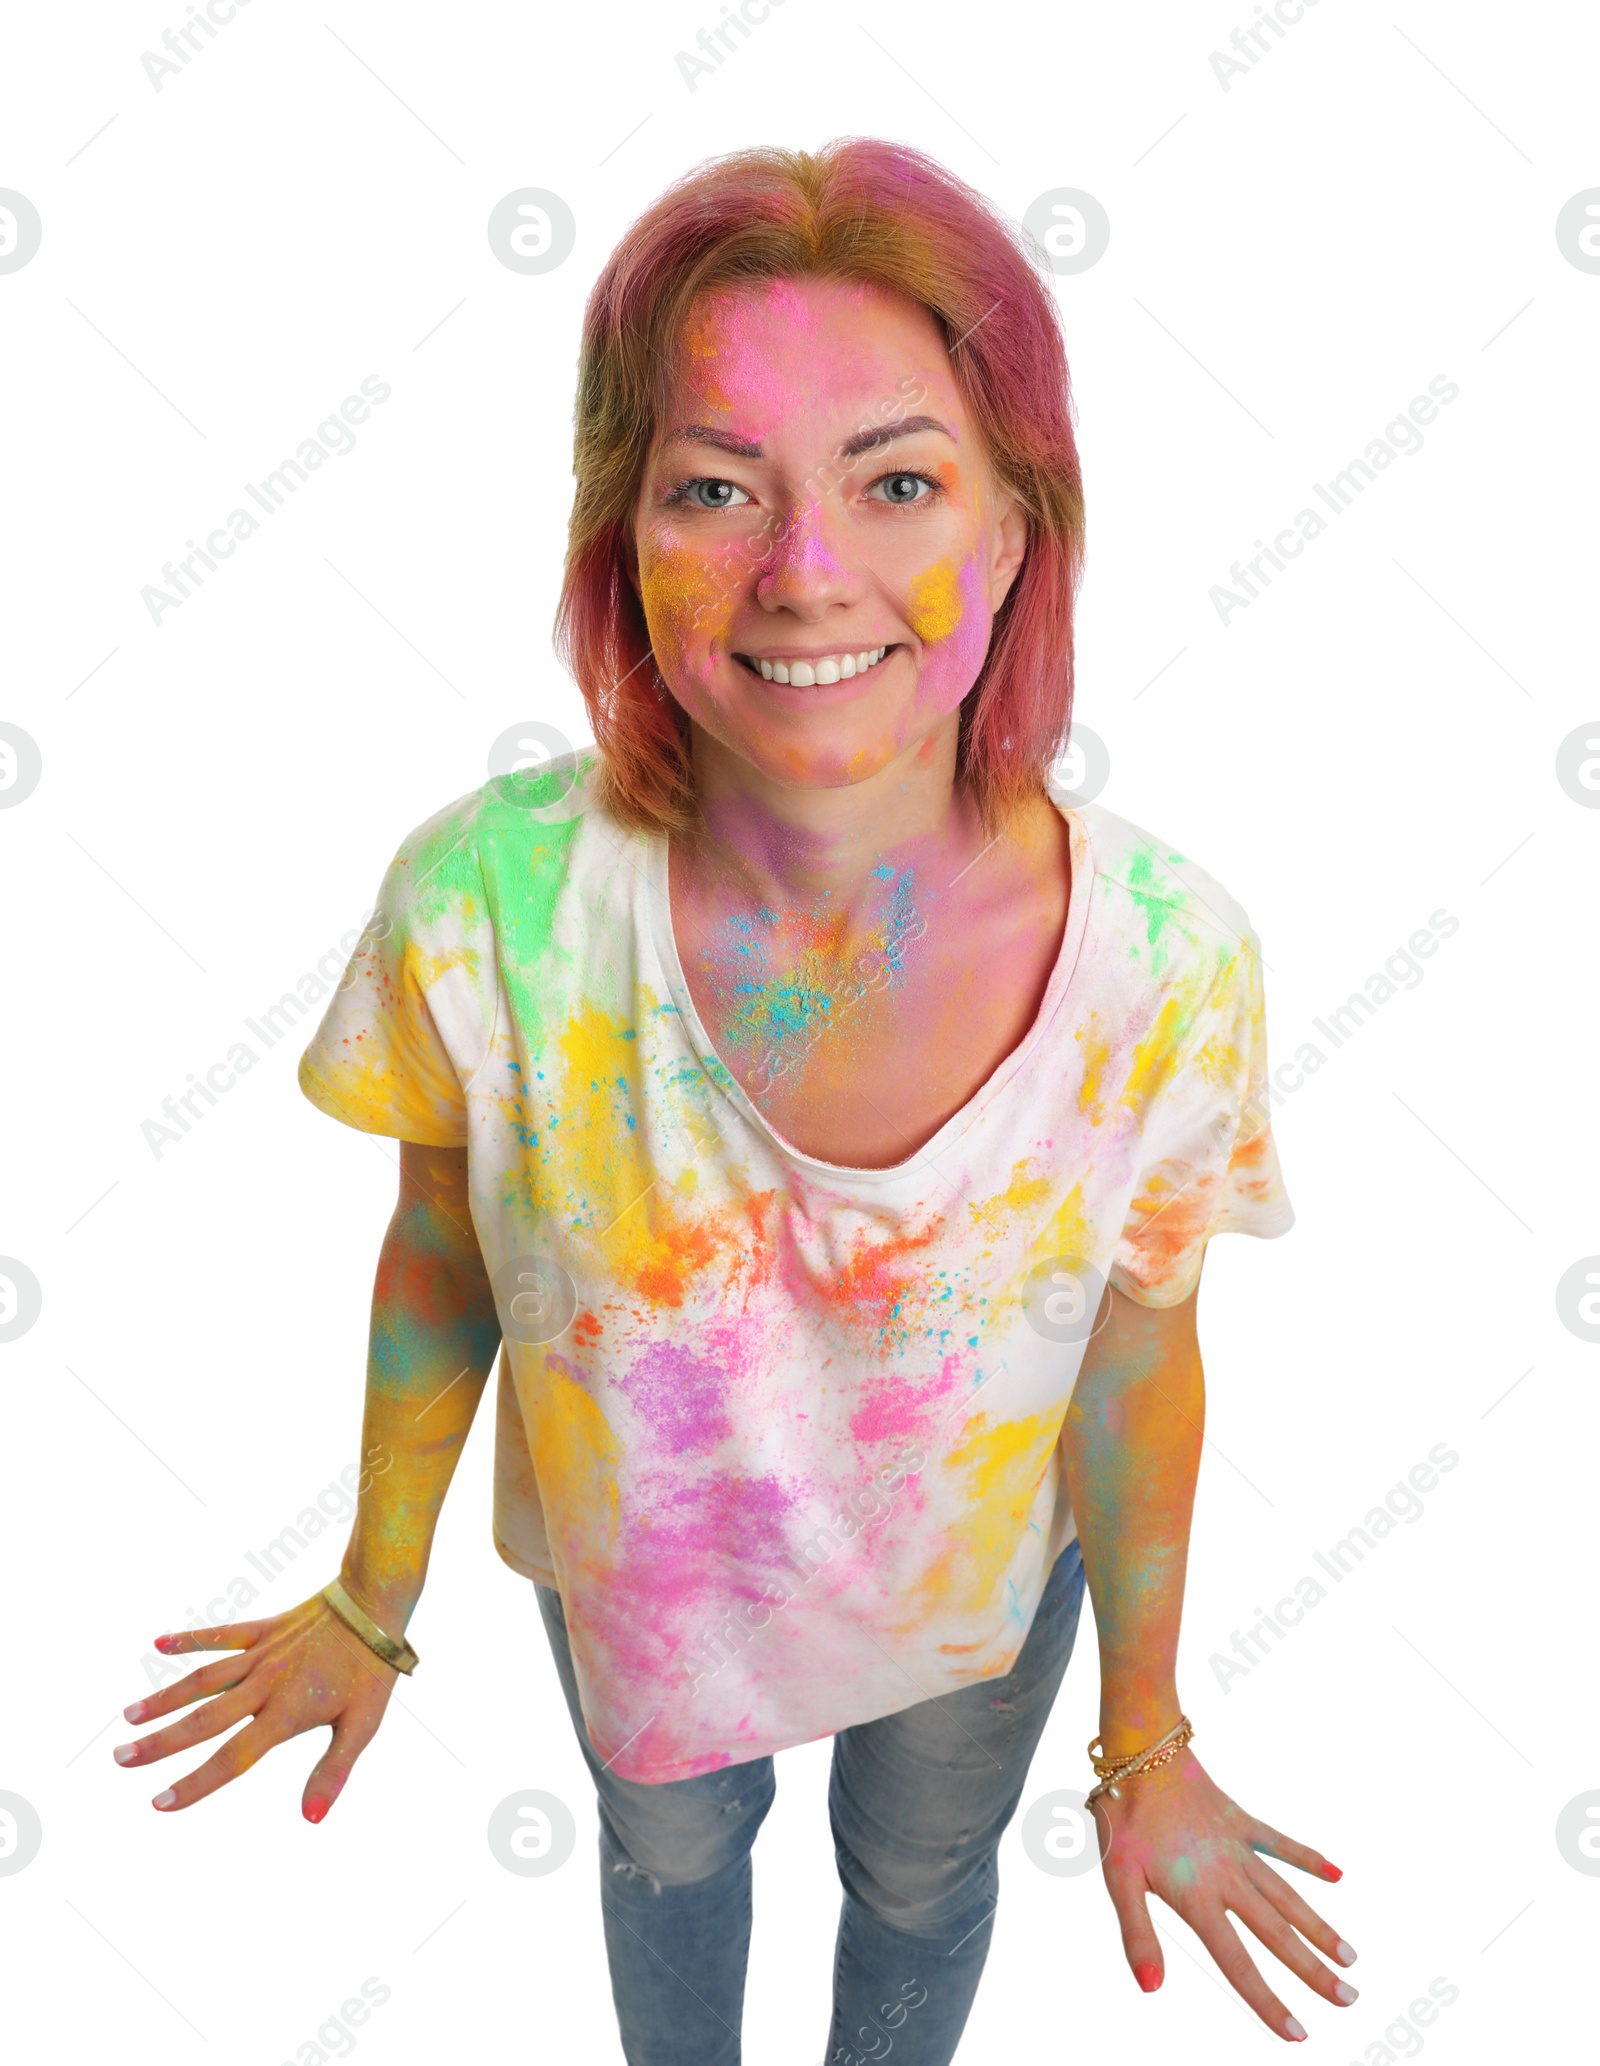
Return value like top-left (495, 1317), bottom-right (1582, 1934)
top-left (113, 1588), bottom-right (404, 1822)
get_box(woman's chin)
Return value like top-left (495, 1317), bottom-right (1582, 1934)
top-left (669, 667), bottom-right (979, 795)
top-left (710, 722), bottom-right (920, 795)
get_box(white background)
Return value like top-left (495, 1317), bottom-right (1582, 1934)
top-left (3, 0), bottom-right (1597, 2060)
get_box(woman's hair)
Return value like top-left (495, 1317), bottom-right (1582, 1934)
top-left (555, 137), bottom-right (1086, 835)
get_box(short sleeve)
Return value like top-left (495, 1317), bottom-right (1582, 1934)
top-left (1109, 930), bottom-right (1293, 1308)
top-left (297, 794), bottom-right (495, 1147)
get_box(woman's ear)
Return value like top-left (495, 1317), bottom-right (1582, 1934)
top-left (986, 486), bottom-right (1029, 612)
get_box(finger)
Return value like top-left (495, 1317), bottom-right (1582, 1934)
top-left (301, 1715), bottom-right (378, 1825)
top-left (115, 1683), bottom-right (259, 1769)
top-left (1246, 1855), bottom-right (1358, 1971)
top-left (1189, 1907), bottom-right (1306, 2042)
top-left (1246, 1814), bottom-right (1342, 1884)
top-left (123, 1654), bottom-right (252, 1726)
top-left (1231, 1884), bottom-right (1358, 2009)
top-left (151, 1617), bottom-right (276, 1657)
top-left (1101, 1864), bottom-right (1165, 1994)
top-left (149, 1714), bottom-right (294, 1813)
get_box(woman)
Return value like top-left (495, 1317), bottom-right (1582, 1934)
top-left (116, 140), bottom-right (1354, 2064)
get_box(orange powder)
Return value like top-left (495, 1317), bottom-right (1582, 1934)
top-left (677, 307), bottom-right (732, 412)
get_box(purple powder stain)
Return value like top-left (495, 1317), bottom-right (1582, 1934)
top-left (616, 1337), bottom-right (734, 1455)
top-left (543, 1350), bottom-right (593, 1396)
top-left (647, 1466), bottom-right (798, 1568)
top-left (605, 1464), bottom-right (803, 1638)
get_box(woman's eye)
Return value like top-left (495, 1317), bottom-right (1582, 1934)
top-left (678, 478), bottom-right (750, 509)
top-left (868, 472), bottom-right (935, 505)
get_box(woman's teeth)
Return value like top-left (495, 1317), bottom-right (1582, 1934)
top-left (747, 647), bottom-right (890, 686)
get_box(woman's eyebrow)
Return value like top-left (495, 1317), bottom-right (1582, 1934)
top-left (657, 414), bottom-right (956, 463)
top-left (660, 424), bottom-right (764, 458)
top-left (837, 414), bottom-right (955, 460)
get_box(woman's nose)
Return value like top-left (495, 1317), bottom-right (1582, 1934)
top-left (754, 495), bottom-right (863, 617)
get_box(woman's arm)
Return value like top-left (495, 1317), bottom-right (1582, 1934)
top-left (1063, 1281), bottom-right (1202, 1758)
top-left (115, 1143), bottom-right (499, 1819)
top-left (340, 1141), bottom-right (501, 1633)
top-left (1061, 1280), bottom-right (1356, 2043)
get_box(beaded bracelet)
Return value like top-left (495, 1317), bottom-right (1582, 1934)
top-left (1085, 1714), bottom-right (1193, 1808)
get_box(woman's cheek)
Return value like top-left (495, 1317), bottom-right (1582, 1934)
top-left (907, 553), bottom-right (991, 714)
top-left (639, 539), bottom-right (735, 693)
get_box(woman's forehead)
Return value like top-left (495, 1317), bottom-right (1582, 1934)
top-left (666, 276), bottom-right (956, 419)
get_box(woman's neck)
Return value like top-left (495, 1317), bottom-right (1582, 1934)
top-left (679, 710), bottom-right (997, 919)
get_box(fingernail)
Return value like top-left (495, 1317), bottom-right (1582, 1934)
top-left (152, 1789), bottom-right (177, 1810)
top-left (113, 1743), bottom-right (139, 1766)
top-left (123, 1700), bottom-right (147, 1724)
top-left (1334, 1981), bottom-right (1358, 2005)
top-left (1135, 1960), bottom-right (1162, 1993)
top-left (1334, 1939), bottom-right (1358, 1967)
top-left (153, 1635), bottom-right (177, 1653)
top-left (303, 1795), bottom-right (330, 1825)
top-left (1319, 1861), bottom-right (1343, 1882)
top-left (1284, 2016), bottom-right (1307, 2041)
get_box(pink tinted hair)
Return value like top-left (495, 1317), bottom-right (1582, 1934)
top-left (554, 138), bottom-right (1086, 834)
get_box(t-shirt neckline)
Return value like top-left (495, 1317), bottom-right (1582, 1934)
top-left (642, 791), bottom-right (1098, 1187)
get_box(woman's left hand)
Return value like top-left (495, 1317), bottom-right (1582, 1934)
top-left (1092, 1748), bottom-right (1356, 2043)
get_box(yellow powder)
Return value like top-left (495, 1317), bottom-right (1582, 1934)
top-left (906, 558), bottom-right (965, 643)
top-left (528, 1360), bottom-right (620, 1546)
top-left (1121, 996), bottom-right (1186, 1118)
top-left (901, 1408), bottom-right (1060, 1632)
top-left (968, 1158), bottom-right (1053, 1239)
top-left (1075, 1025), bottom-right (1115, 1121)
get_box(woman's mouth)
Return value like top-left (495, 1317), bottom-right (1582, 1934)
top-left (733, 645), bottom-right (896, 686)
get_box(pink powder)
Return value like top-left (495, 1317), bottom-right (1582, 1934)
top-left (848, 1352), bottom-right (965, 1444)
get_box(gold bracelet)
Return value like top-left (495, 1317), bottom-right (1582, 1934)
top-left (1085, 1714), bottom-right (1193, 1807)
top-left (320, 1578), bottom-right (419, 1675)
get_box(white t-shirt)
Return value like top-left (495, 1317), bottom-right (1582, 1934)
top-left (299, 754), bottom-right (1293, 1782)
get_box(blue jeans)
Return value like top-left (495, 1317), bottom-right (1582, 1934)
top-left (534, 1538), bottom-right (1087, 2066)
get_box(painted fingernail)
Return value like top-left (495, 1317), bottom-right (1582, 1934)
top-left (1135, 1960), bottom-right (1162, 1992)
top-left (1319, 1861), bottom-right (1343, 1882)
top-left (1334, 1939), bottom-right (1358, 1967)
top-left (153, 1635), bottom-right (177, 1653)
top-left (1284, 2016), bottom-right (1308, 2041)
top-left (152, 1789), bottom-right (178, 1810)
top-left (123, 1700), bottom-right (147, 1723)
top-left (113, 1743), bottom-right (139, 1766)
top-left (1334, 1981), bottom-right (1358, 2005)
top-left (303, 1795), bottom-right (330, 1825)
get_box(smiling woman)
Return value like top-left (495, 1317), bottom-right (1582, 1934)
top-left (558, 139), bottom-right (1084, 836)
top-left (634, 278), bottom-right (1022, 801)
top-left (121, 139), bottom-right (1341, 2066)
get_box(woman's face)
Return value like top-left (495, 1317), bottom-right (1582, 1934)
top-left (632, 276), bottom-right (1028, 792)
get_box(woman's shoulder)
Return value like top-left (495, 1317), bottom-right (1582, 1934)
top-left (383, 744), bottom-right (651, 976)
top-left (1070, 799), bottom-right (1260, 959)
top-left (390, 746), bottom-right (620, 874)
